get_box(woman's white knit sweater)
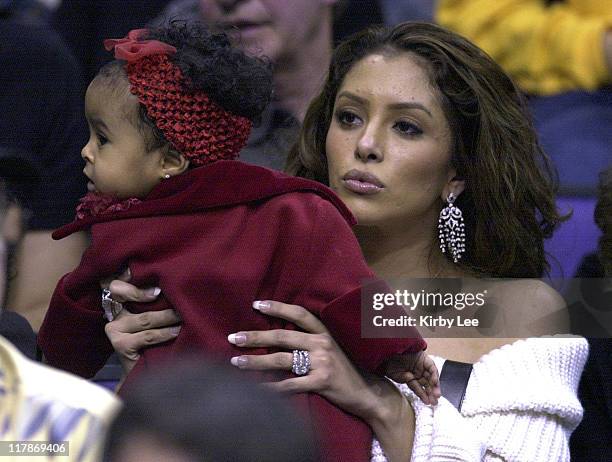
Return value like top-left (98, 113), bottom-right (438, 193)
top-left (371, 337), bottom-right (589, 462)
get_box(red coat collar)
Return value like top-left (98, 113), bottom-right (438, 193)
top-left (53, 161), bottom-right (355, 239)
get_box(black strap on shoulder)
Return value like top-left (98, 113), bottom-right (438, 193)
top-left (440, 360), bottom-right (473, 411)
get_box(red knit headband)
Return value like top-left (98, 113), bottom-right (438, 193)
top-left (104, 29), bottom-right (252, 167)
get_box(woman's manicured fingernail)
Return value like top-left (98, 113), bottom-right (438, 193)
top-left (146, 287), bottom-right (161, 297)
top-left (228, 333), bottom-right (246, 345)
top-left (252, 300), bottom-right (271, 312)
top-left (169, 326), bottom-right (181, 336)
top-left (230, 356), bottom-right (248, 367)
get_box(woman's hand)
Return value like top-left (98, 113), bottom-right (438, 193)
top-left (100, 269), bottom-right (182, 375)
top-left (227, 301), bottom-right (414, 462)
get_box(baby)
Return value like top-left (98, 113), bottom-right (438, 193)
top-left (38, 22), bottom-right (439, 462)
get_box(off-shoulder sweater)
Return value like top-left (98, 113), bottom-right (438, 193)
top-left (372, 337), bottom-right (589, 462)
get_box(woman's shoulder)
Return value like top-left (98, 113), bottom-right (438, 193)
top-left (491, 278), bottom-right (564, 310)
top-left (433, 337), bottom-right (589, 461)
top-left (480, 278), bottom-right (570, 335)
top-left (396, 337), bottom-right (589, 462)
top-left (434, 336), bottom-right (589, 385)
top-left (437, 336), bottom-right (588, 421)
top-left (469, 336), bottom-right (588, 387)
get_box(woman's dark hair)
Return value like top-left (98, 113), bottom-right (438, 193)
top-left (595, 167), bottom-right (612, 277)
top-left (96, 21), bottom-right (273, 153)
top-left (103, 358), bottom-right (319, 462)
top-left (286, 22), bottom-right (564, 278)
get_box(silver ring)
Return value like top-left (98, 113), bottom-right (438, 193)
top-left (292, 349), bottom-right (310, 376)
top-left (102, 288), bottom-right (124, 322)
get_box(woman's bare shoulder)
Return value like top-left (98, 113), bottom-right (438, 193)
top-left (485, 278), bottom-right (569, 335)
top-left (496, 278), bottom-right (564, 309)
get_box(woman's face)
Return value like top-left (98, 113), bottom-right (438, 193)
top-left (325, 52), bottom-right (461, 231)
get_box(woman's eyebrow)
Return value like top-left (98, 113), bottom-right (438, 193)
top-left (388, 102), bottom-right (433, 118)
top-left (337, 91), bottom-right (433, 118)
top-left (337, 91), bottom-right (368, 106)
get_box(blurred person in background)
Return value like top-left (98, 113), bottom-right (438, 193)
top-left (104, 359), bottom-right (318, 462)
top-left (570, 166), bottom-right (612, 462)
top-left (0, 145), bottom-right (119, 462)
top-left (0, 0), bottom-right (89, 331)
top-left (0, 146), bottom-right (39, 358)
top-left (0, 334), bottom-right (118, 462)
top-left (0, 329), bottom-right (118, 462)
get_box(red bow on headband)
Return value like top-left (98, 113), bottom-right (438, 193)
top-left (104, 29), bottom-right (177, 61)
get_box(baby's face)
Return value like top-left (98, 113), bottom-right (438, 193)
top-left (81, 79), bottom-right (165, 199)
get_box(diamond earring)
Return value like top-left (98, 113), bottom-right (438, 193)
top-left (438, 192), bottom-right (466, 263)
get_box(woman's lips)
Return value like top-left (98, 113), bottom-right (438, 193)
top-left (87, 181), bottom-right (96, 192)
top-left (342, 179), bottom-right (383, 195)
top-left (341, 169), bottom-right (384, 195)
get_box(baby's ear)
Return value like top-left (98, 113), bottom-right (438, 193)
top-left (162, 148), bottom-right (190, 178)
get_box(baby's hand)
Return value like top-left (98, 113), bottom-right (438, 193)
top-left (384, 350), bottom-right (441, 405)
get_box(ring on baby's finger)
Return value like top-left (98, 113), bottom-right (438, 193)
top-left (292, 349), bottom-right (311, 376)
top-left (102, 288), bottom-right (124, 322)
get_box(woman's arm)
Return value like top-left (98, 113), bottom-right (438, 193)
top-left (229, 302), bottom-right (486, 461)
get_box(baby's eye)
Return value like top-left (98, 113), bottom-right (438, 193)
top-left (97, 133), bottom-right (108, 146)
top-left (393, 120), bottom-right (422, 136)
top-left (336, 110), bottom-right (362, 127)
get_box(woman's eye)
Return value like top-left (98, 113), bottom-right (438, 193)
top-left (394, 120), bottom-right (422, 136)
top-left (337, 110), bottom-right (361, 127)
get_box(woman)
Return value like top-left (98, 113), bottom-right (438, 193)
top-left (102, 23), bottom-right (588, 461)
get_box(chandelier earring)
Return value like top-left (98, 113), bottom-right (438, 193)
top-left (438, 192), bottom-right (466, 263)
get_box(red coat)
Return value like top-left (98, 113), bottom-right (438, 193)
top-left (39, 161), bottom-right (425, 462)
